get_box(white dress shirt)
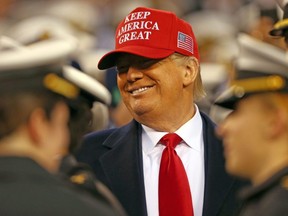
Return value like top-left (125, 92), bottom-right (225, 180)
top-left (142, 105), bottom-right (205, 216)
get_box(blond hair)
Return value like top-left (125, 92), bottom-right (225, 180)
top-left (169, 53), bottom-right (206, 101)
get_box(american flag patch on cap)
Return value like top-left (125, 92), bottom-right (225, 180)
top-left (177, 32), bottom-right (193, 54)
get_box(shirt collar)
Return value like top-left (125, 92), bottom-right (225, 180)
top-left (142, 105), bottom-right (203, 154)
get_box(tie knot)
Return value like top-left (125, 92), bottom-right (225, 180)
top-left (160, 133), bottom-right (182, 149)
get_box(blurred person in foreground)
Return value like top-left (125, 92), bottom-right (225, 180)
top-left (215, 33), bottom-right (288, 216)
top-left (0, 36), bottom-right (123, 216)
top-left (76, 6), bottom-right (246, 216)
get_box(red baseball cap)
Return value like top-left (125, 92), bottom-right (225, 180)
top-left (98, 7), bottom-right (199, 70)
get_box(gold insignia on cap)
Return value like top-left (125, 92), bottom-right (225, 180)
top-left (70, 173), bottom-right (88, 185)
top-left (43, 73), bottom-right (79, 99)
top-left (38, 31), bottom-right (52, 41)
top-left (281, 175), bottom-right (288, 190)
top-left (274, 19), bottom-right (288, 31)
top-left (231, 75), bottom-right (286, 94)
top-left (270, 19), bottom-right (288, 37)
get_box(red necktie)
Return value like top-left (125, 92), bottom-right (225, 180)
top-left (159, 133), bottom-right (194, 216)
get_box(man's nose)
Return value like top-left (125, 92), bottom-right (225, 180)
top-left (126, 66), bottom-right (144, 82)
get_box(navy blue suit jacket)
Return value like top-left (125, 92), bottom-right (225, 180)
top-left (76, 112), bottom-right (245, 216)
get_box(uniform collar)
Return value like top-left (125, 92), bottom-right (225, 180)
top-left (238, 166), bottom-right (288, 200)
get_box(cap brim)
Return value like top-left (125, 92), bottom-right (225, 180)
top-left (214, 86), bottom-right (242, 109)
top-left (215, 97), bottom-right (238, 110)
top-left (98, 45), bottom-right (175, 70)
top-left (63, 66), bottom-right (111, 105)
top-left (269, 28), bottom-right (285, 37)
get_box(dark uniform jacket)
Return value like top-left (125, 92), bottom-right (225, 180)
top-left (76, 112), bottom-right (247, 216)
top-left (238, 167), bottom-right (288, 216)
top-left (60, 154), bottom-right (127, 216)
top-left (0, 156), bottom-right (119, 216)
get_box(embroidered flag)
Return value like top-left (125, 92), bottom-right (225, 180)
top-left (177, 32), bottom-right (193, 54)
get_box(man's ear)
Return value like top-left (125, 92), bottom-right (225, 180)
top-left (27, 108), bottom-right (48, 146)
top-left (183, 57), bottom-right (199, 87)
top-left (266, 107), bottom-right (288, 139)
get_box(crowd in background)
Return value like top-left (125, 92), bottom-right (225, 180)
top-left (0, 0), bottom-right (285, 129)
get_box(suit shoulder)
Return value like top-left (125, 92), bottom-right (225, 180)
top-left (200, 111), bottom-right (217, 127)
top-left (85, 128), bottom-right (117, 141)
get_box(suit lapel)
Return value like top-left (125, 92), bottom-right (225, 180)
top-left (99, 121), bottom-right (148, 216)
top-left (201, 113), bottom-right (237, 216)
top-left (96, 114), bottom-right (237, 216)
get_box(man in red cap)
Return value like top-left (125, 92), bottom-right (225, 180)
top-left (76, 7), bottom-right (245, 216)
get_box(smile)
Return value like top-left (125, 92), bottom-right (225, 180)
top-left (130, 86), bottom-right (152, 94)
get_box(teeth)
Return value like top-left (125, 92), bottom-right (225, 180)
top-left (132, 86), bottom-right (150, 94)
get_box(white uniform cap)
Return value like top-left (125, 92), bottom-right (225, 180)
top-left (236, 33), bottom-right (288, 77)
top-left (6, 15), bottom-right (75, 45)
top-left (0, 35), bottom-right (77, 71)
top-left (6, 15), bottom-right (97, 53)
top-left (0, 36), bottom-right (111, 105)
top-left (215, 33), bottom-right (288, 109)
top-left (63, 66), bottom-right (111, 105)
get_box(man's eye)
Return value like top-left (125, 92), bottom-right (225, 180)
top-left (137, 59), bottom-right (163, 69)
top-left (138, 59), bottom-right (159, 69)
top-left (116, 58), bottom-right (163, 72)
top-left (116, 65), bottom-right (129, 74)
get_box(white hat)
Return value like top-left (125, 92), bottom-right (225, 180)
top-left (0, 36), bottom-right (111, 105)
top-left (63, 66), bottom-right (111, 105)
top-left (0, 35), bottom-right (77, 71)
top-left (6, 15), bottom-right (75, 45)
top-left (215, 33), bottom-right (288, 109)
top-left (6, 14), bottom-right (97, 53)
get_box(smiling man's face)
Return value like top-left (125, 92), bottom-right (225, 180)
top-left (116, 53), bottom-right (193, 128)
